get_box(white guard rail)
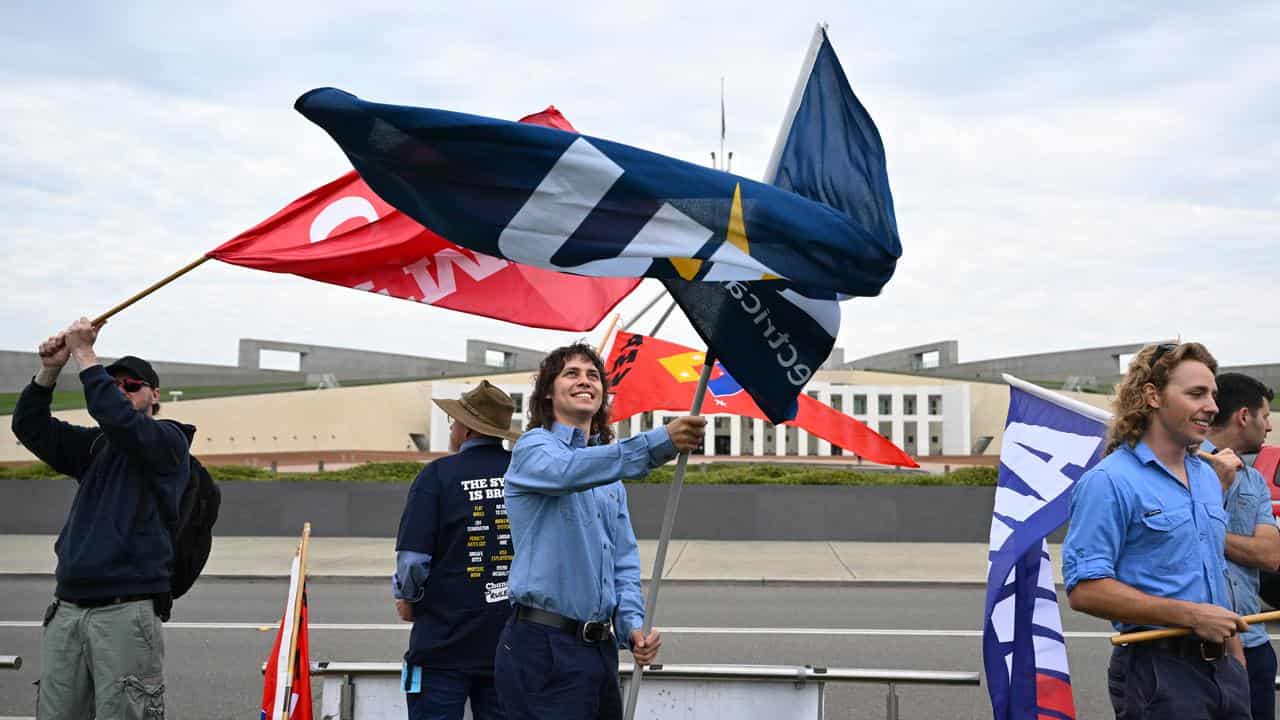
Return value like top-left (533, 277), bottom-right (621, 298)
top-left (305, 661), bottom-right (979, 720)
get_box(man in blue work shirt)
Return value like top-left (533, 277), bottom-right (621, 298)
top-left (1204, 373), bottom-right (1279, 720)
top-left (1064, 342), bottom-right (1251, 719)
top-left (494, 343), bottom-right (705, 720)
top-left (393, 380), bottom-right (522, 720)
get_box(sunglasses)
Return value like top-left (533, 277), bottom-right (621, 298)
top-left (114, 377), bottom-right (152, 393)
top-left (1150, 343), bottom-right (1178, 364)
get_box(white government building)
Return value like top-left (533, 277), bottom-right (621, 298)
top-left (430, 379), bottom-right (972, 458)
top-left (2, 366), bottom-right (1112, 465)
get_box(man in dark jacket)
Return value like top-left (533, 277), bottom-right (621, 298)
top-left (393, 380), bottom-right (520, 720)
top-left (12, 317), bottom-right (193, 720)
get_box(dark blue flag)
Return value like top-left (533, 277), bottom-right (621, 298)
top-left (663, 25), bottom-right (898, 422)
top-left (295, 27), bottom-right (901, 423)
top-left (294, 87), bottom-right (900, 298)
top-left (983, 377), bottom-right (1107, 720)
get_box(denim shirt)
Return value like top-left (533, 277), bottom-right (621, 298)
top-left (1204, 439), bottom-right (1276, 648)
top-left (1063, 441), bottom-right (1232, 632)
top-left (504, 423), bottom-right (675, 649)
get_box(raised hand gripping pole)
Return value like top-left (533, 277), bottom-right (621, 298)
top-left (621, 352), bottom-right (715, 720)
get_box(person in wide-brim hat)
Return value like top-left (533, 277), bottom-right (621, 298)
top-left (433, 380), bottom-right (521, 442)
top-left (395, 379), bottom-right (520, 718)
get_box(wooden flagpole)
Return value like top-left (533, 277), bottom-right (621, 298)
top-left (92, 255), bottom-right (211, 326)
top-left (1111, 609), bottom-right (1280, 646)
top-left (274, 522), bottom-right (311, 720)
top-left (595, 313), bottom-right (621, 355)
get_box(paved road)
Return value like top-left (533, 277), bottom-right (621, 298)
top-left (1, 578), bottom-right (1130, 719)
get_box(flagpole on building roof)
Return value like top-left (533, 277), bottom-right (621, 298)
top-left (92, 255), bottom-right (211, 326)
top-left (621, 354), bottom-right (715, 720)
top-left (647, 300), bottom-right (678, 336)
top-left (621, 288), bottom-right (669, 332)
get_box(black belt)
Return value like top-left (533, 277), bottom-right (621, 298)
top-left (515, 605), bottom-right (614, 643)
top-left (1143, 636), bottom-right (1225, 661)
top-left (61, 593), bottom-right (158, 609)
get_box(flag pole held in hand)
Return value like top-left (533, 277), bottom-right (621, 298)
top-left (621, 353), bottom-right (715, 720)
top-left (1110, 609), bottom-right (1280, 646)
top-left (92, 255), bottom-right (211, 326)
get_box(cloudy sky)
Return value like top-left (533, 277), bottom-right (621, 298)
top-left (3, 2), bottom-right (1277, 372)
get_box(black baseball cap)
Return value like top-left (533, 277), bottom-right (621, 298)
top-left (104, 356), bottom-right (160, 388)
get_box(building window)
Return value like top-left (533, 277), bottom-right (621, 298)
top-left (903, 396), bottom-right (917, 416)
top-left (878, 421), bottom-right (893, 439)
top-left (878, 394), bottom-right (893, 415)
top-left (853, 395), bottom-right (867, 414)
top-left (928, 394), bottom-right (943, 415)
top-left (831, 395), bottom-right (843, 411)
top-left (510, 392), bottom-right (523, 413)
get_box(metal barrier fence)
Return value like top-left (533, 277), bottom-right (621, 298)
top-left (304, 661), bottom-right (980, 720)
top-left (0, 656), bottom-right (20, 670)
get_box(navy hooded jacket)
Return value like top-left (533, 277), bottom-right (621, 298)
top-left (12, 365), bottom-right (193, 600)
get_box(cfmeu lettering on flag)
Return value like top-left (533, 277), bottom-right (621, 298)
top-left (309, 190), bottom-right (510, 303)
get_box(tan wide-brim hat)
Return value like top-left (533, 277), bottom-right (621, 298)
top-left (433, 380), bottom-right (521, 442)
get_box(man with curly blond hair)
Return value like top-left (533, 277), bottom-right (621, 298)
top-left (1063, 342), bottom-right (1251, 719)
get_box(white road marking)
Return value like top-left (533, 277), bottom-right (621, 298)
top-left (0, 621), bottom-right (1114, 638)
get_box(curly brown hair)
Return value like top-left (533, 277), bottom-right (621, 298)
top-left (527, 343), bottom-right (615, 445)
top-left (1103, 342), bottom-right (1218, 456)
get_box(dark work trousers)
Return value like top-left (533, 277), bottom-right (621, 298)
top-left (1107, 644), bottom-right (1251, 719)
top-left (1243, 642), bottom-right (1277, 720)
top-left (493, 616), bottom-right (621, 720)
top-left (406, 668), bottom-right (505, 720)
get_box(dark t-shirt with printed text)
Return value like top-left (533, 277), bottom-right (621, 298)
top-left (396, 441), bottom-right (514, 672)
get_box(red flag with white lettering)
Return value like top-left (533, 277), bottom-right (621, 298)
top-left (209, 107), bottom-right (638, 331)
top-left (605, 330), bottom-right (919, 467)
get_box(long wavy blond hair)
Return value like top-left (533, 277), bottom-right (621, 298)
top-left (1103, 342), bottom-right (1218, 456)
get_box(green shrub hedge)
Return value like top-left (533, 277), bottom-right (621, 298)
top-left (1, 460), bottom-right (997, 486)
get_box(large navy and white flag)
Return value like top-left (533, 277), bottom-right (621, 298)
top-left (984, 376), bottom-right (1108, 720)
top-left (663, 24), bottom-right (897, 421)
top-left (293, 89), bottom-right (900, 298)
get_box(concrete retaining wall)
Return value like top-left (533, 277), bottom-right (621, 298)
top-left (0, 479), bottom-right (1030, 542)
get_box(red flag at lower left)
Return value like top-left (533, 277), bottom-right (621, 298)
top-left (260, 592), bottom-right (313, 720)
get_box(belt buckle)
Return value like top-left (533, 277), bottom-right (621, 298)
top-left (581, 621), bottom-right (609, 643)
top-left (1199, 641), bottom-right (1223, 661)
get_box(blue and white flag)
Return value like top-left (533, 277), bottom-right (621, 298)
top-left (662, 24), bottom-right (896, 422)
top-left (984, 376), bottom-right (1109, 720)
top-left (293, 86), bottom-right (900, 297)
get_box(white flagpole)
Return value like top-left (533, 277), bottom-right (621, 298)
top-left (1002, 373), bottom-right (1112, 423)
top-left (762, 23), bottom-right (827, 184)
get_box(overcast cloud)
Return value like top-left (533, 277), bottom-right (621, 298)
top-left (2, 1), bottom-right (1277, 370)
